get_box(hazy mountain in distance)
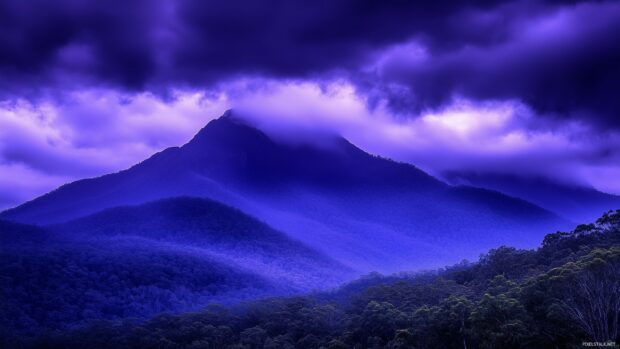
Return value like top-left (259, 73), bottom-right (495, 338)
top-left (52, 196), bottom-right (352, 290)
top-left (0, 197), bottom-right (352, 335)
top-left (443, 172), bottom-right (620, 223)
top-left (1, 110), bottom-right (571, 272)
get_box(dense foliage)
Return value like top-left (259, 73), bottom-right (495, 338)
top-left (1, 197), bottom-right (353, 347)
top-left (6, 210), bottom-right (618, 349)
top-left (0, 238), bottom-right (281, 342)
top-left (52, 197), bottom-right (351, 290)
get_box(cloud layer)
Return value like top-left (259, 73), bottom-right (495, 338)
top-left (2, 0), bottom-right (619, 126)
top-left (1, 0), bottom-right (619, 209)
top-left (2, 81), bottom-right (619, 210)
top-left (0, 90), bottom-right (228, 208)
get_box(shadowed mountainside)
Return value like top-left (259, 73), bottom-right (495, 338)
top-left (444, 171), bottom-right (620, 223)
top-left (1, 111), bottom-right (570, 271)
top-left (0, 218), bottom-right (280, 337)
top-left (53, 196), bottom-right (352, 289)
top-left (0, 197), bottom-right (352, 337)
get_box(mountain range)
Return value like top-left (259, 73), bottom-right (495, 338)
top-left (2, 110), bottom-right (573, 272)
top-left (6, 109), bottom-right (620, 338)
top-left (443, 171), bottom-right (620, 223)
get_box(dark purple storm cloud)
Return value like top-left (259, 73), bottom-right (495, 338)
top-left (2, 0), bottom-right (618, 125)
top-left (0, 0), bottom-right (619, 209)
top-left (365, 2), bottom-right (620, 128)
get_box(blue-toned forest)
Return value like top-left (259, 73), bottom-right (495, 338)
top-left (2, 115), bottom-right (620, 348)
top-left (2, 209), bottom-right (619, 348)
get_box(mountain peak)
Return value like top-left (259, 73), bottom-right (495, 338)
top-left (218, 109), bottom-right (246, 124)
top-left (216, 108), bottom-right (256, 124)
top-left (221, 108), bottom-right (233, 118)
top-left (0, 108), bottom-right (569, 272)
top-left (191, 109), bottom-right (355, 155)
top-left (184, 109), bottom-right (273, 151)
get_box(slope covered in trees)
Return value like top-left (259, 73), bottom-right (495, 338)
top-left (53, 197), bottom-right (351, 289)
top-left (0, 236), bottom-right (280, 341)
top-left (14, 209), bottom-right (619, 349)
top-left (1, 112), bottom-right (570, 272)
top-left (0, 197), bottom-right (352, 346)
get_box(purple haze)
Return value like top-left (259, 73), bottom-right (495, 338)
top-left (1, 0), bottom-right (619, 210)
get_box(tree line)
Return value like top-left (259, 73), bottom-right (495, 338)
top-left (8, 210), bottom-right (618, 349)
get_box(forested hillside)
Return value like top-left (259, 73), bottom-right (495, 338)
top-left (0, 197), bottom-right (351, 346)
top-left (12, 210), bottom-right (619, 349)
top-left (0, 233), bottom-right (283, 341)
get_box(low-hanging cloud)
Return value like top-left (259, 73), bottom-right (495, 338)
top-left (1, 81), bottom-right (619, 210)
top-left (1, 0), bottom-right (619, 209)
top-left (0, 90), bottom-right (228, 209)
top-left (230, 82), bottom-right (620, 196)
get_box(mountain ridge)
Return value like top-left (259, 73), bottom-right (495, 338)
top-left (50, 196), bottom-right (352, 289)
top-left (444, 171), bottom-right (620, 222)
top-left (1, 111), bottom-right (570, 272)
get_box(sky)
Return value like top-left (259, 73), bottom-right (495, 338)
top-left (0, 0), bottom-right (619, 210)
